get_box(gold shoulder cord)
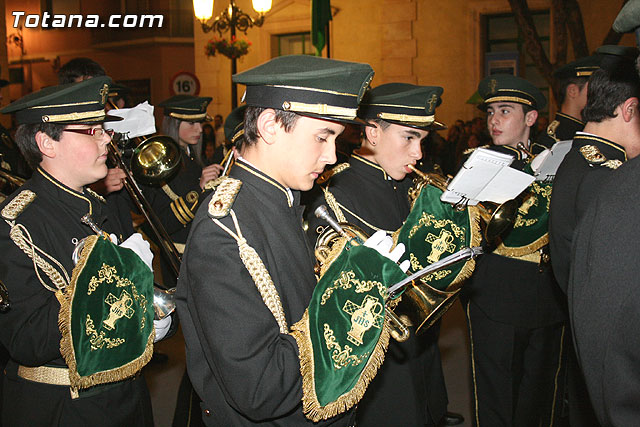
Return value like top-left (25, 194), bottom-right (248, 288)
top-left (2, 191), bottom-right (69, 293)
top-left (162, 184), bottom-right (180, 201)
top-left (322, 188), bottom-right (347, 223)
top-left (546, 120), bottom-right (560, 143)
top-left (211, 210), bottom-right (289, 334)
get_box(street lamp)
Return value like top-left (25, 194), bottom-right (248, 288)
top-left (193, 0), bottom-right (272, 108)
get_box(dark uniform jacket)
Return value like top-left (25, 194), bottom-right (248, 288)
top-left (532, 112), bottom-right (584, 154)
top-left (549, 133), bottom-right (627, 293)
top-left (463, 145), bottom-right (565, 328)
top-left (0, 168), bottom-right (152, 426)
top-left (305, 153), bottom-right (447, 426)
top-left (141, 148), bottom-right (207, 246)
top-left (569, 154), bottom-right (640, 426)
top-left (176, 159), bottom-right (353, 426)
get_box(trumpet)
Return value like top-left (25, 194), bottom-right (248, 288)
top-left (314, 205), bottom-right (482, 341)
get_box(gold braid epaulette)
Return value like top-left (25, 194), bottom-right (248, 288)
top-left (1, 189), bottom-right (36, 220)
top-left (463, 144), bottom-right (490, 156)
top-left (546, 120), bottom-right (560, 143)
top-left (85, 188), bottom-right (106, 203)
top-left (208, 177), bottom-right (242, 218)
top-left (317, 163), bottom-right (349, 185)
top-left (579, 145), bottom-right (623, 170)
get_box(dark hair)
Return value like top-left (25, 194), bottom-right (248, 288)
top-left (162, 116), bottom-right (204, 167)
top-left (556, 76), bottom-right (588, 105)
top-left (583, 66), bottom-right (640, 123)
top-left (58, 58), bottom-right (106, 84)
top-left (15, 123), bottom-right (66, 169)
top-left (240, 107), bottom-right (300, 151)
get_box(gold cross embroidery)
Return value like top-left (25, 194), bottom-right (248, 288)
top-left (425, 229), bottom-right (456, 263)
top-left (99, 84), bottom-right (109, 105)
top-left (103, 290), bottom-right (135, 330)
top-left (342, 295), bottom-right (384, 346)
top-left (489, 79), bottom-right (498, 95)
top-left (427, 94), bottom-right (438, 113)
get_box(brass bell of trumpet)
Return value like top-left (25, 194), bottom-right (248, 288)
top-left (129, 135), bottom-right (182, 186)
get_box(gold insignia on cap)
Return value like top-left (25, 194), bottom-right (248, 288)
top-left (579, 145), bottom-right (606, 165)
top-left (426, 94), bottom-right (438, 113)
top-left (489, 79), bottom-right (498, 95)
top-left (208, 177), bottom-right (242, 218)
top-left (2, 189), bottom-right (36, 220)
top-left (99, 84), bottom-right (109, 105)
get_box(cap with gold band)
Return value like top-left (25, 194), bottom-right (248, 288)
top-left (0, 76), bottom-right (122, 125)
top-left (158, 95), bottom-right (212, 122)
top-left (232, 55), bottom-right (374, 125)
top-left (358, 83), bottom-right (446, 130)
top-left (553, 54), bottom-right (602, 80)
top-left (477, 74), bottom-right (546, 111)
top-left (224, 104), bottom-right (247, 145)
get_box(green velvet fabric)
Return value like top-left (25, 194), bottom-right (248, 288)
top-left (500, 172), bottom-right (552, 249)
top-left (309, 243), bottom-right (406, 407)
top-left (68, 237), bottom-right (154, 378)
top-left (396, 184), bottom-right (475, 290)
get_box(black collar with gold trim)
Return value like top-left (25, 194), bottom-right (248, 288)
top-left (350, 153), bottom-right (390, 181)
top-left (573, 132), bottom-right (628, 162)
top-left (231, 159), bottom-right (298, 208)
top-left (34, 168), bottom-right (108, 224)
top-left (556, 112), bottom-right (584, 127)
top-left (488, 144), bottom-right (526, 161)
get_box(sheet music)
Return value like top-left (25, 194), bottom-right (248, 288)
top-left (441, 147), bottom-right (535, 205)
top-left (530, 140), bottom-right (572, 181)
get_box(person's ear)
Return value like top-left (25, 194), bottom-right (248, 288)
top-left (621, 97), bottom-right (638, 122)
top-left (35, 131), bottom-right (56, 159)
top-left (364, 122), bottom-right (381, 146)
top-left (256, 109), bottom-right (279, 145)
top-left (566, 83), bottom-right (579, 100)
top-left (525, 110), bottom-right (538, 127)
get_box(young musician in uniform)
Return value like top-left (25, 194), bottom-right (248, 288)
top-left (0, 76), bottom-right (170, 426)
top-left (176, 55), bottom-right (412, 425)
top-left (305, 82), bottom-right (463, 427)
top-left (463, 75), bottom-right (565, 426)
top-left (549, 47), bottom-right (640, 426)
top-left (140, 95), bottom-right (223, 285)
top-left (532, 55), bottom-right (601, 153)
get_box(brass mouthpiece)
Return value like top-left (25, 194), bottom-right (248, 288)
top-left (407, 164), bottom-right (427, 179)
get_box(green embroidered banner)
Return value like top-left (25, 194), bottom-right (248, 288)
top-left (495, 168), bottom-right (552, 256)
top-left (396, 184), bottom-right (481, 291)
top-left (291, 243), bottom-right (406, 422)
top-left (59, 235), bottom-right (155, 390)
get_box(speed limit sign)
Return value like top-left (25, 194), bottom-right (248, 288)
top-left (169, 71), bottom-right (200, 96)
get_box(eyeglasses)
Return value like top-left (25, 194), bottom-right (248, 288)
top-left (63, 127), bottom-right (115, 139)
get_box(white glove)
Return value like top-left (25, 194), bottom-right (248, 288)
top-left (153, 316), bottom-right (172, 343)
top-left (363, 230), bottom-right (410, 273)
top-left (119, 233), bottom-right (154, 271)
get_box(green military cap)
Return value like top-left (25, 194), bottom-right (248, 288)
top-left (358, 83), bottom-right (446, 130)
top-left (596, 45), bottom-right (639, 72)
top-left (224, 104), bottom-right (247, 145)
top-left (158, 95), bottom-right (212, 122)
top-left (614, 0), bottom-right (640, 33)
top-left (108, 82), bottom-right (130, 98)
top-left (477, 74), bottom-right (546, 111)
top-left (553, 55), bottom-right (602, 80)
top-left (0, 76), bottom-right (121, 125)
top-left (232, 55), bottom-right (374, 125)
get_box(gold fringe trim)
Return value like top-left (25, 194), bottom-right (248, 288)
top-left (162, 183), bottom-right (180, 202)
top-left (493, 233), bottom-right (549, 257)
top-left (317, 163), bottom-right (349, 185)
top-left (86, 188), bottom-right (106, 204)
top-left (290, 307), bottom-right (392, 422)
top-left (59, 235), bottom-right (154, 392)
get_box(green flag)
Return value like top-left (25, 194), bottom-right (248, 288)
top-left (311, 0), bottom-right (332, 56)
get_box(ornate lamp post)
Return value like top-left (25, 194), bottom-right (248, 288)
top-left (193, 0), bottom-right (272, 109)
